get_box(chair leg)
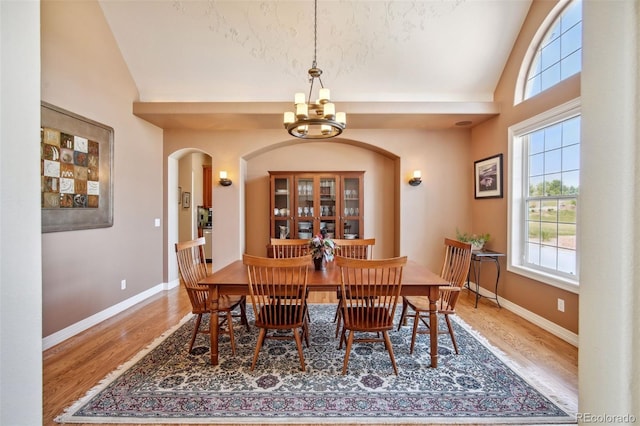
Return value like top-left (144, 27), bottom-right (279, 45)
top-left (226, 311), bottom-right (236, 356)
top-left (382, 330), bottom-right (399, 375)
top-left (397, 298), bottom-right (409, 331)
top-left (335, 300), bottom-right (343, 338)
top-left (251, 328), bottom-right (267, 371)
top-left (189, 313), bottom-right (202, 353)
top-left (341, 330), bottom-right (355, 375)
top-left (292, 328), bottom-right (306, 371)
top-left (445, 314), bottom-right (459, 354)
top-left (240, 299), bottom-right (250, 331)
top-left (410, 311), bottom-right (421, 354)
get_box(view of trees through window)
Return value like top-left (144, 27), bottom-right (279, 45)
top-left (524, 115), bottom-right (580, 277)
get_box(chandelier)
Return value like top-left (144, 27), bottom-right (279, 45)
top-left (283, 0), bottom-right (346, 139)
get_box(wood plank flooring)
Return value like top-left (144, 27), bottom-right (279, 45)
top-left (43, 285), bottom-right (578, 426)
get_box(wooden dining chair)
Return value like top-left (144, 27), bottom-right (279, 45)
top-left (175, 237), bottom-right (248, 355)
top-left (397, 238), bottom-right (472, 354)
top-left (243, 254), bottom-right (311, 371)
top-left (336, 255), bottom-right (407, 375)
top-left (270, 238), bottom-right (310, 258)
top-left (332, 238), bottom-right (376, 337)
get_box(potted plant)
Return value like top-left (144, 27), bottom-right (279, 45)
top-left (309, 233), bottom-right (335, 270)
top-left (456, 229), bottom-right (490, 251)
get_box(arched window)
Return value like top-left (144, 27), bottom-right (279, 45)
top-left (517, 0), bottom-right (582, 103)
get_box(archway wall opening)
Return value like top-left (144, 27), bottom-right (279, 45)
top-left (163, 128), bottom-right (472, 283)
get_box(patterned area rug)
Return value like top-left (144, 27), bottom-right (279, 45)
top-left (57, 304), bottom-right (575, 424)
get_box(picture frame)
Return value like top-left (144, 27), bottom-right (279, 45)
top-left (182, 191), bottom-right (191, 208)
top-left (474, 153), bottom-right (503, 199)
top-left (41, 102), bottom-right (114, 232)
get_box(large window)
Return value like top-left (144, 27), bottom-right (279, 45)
top-left (509, 99), bottom-right (580, 292)
top-left (519, 0), bottom-right (582, 102)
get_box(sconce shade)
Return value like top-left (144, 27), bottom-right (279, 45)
top-left (219, 171), bottom-right (232, 186)
top-left (409, 170), bottom-right (422, 186)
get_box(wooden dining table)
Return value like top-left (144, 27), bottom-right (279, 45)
top-left (199, 258), bottom-right (448, 368)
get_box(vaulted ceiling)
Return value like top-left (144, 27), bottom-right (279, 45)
top-left (98, 0), bottom-right (532, 130)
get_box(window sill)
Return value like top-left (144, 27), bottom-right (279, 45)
top-left (507, 264), bottom-right (579, 294)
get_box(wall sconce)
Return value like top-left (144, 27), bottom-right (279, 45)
top-left (219, 171), bottom-right (232, 186)
top-left (409, 170), bottom-right (422, 186)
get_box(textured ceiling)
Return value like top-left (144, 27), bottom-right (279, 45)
top-left (98, 0), bottom-right (532, 129)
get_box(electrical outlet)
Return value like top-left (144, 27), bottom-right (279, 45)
top-left (557, 298), bottom-right (565, 312)
top-left (154, 218), bottom-right (160, 227)
top-left (121, 279), bottom-right (127, 290)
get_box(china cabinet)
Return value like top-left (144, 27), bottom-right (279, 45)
top-left (269, 171), bottom-right (364, 242)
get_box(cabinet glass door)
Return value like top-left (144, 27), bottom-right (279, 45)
top-left (295, 177), bottom-right (314, 239)
top-left (273, 176), bottom-right (292, 239)
top-left (342, 177), bottom-right (361, 238)
top-left (318, 177), bottom-right (337, 238)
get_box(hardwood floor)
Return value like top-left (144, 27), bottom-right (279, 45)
top-left (43, 285), bottom-right (578, 426)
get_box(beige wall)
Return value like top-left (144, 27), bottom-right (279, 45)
top-left (470, 0), bottom-right (579, 334)
top-left (163, 129), bottom-right (473, 281)
top-left (40, 0), bottom-right (164, 337)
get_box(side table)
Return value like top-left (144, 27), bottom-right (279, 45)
top-left (466, 249), bottom-right (505, 308)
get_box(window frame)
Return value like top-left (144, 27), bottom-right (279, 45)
top-left (514, 0), bottom-right (582, 105)
top-left (508, 98), bottom-right (581, 294)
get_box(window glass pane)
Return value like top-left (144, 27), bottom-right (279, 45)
top-left (527, 200), bottom-right (540, 221)
top-left (540, 245), bottom-right (558, 269)
top-left (561, 0), bottom-right (582, 30)
top-left (544, 173), bottom-right (562, 195)
top-left (541, 199), bottom-right (559, 222)
top-left (529, 175), bottom-right (544, 196)
top-left (562, 116), bottom-right (581, 145)
top-left (530, 131), bottom-right (545, 154)
top-left (558, 248), bottom-right (577, 275)
top-left (529, 153), bottom-right (544, 176)
top-left (541, 222), bottom-right (558, 245)
top-left (562, 171), bottom-right (580, 194)
top-left (558, 223), bottom-right (577, 248)
top-left (527, 243), bottom-right (541, 264)
top-left (545, 123), bottom-right (562, 150)
top-left (541, 37), bottom-right (561, 70)
top-left (544, 149), bottom-right (562, 174)
top-left (559, 201), bottom-right (577, 225)
top-left (562, 145), bottom-right (580, 171)
top-left (561, 50), bottom-right (582, 79)
top-left (541, 63), bottom-right (561, 91)
top-left (527, 221), bottom-right (541, 242)
top-left (561, 23), bottom-right (582, 57)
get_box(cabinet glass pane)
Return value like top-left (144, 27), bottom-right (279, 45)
top-left (343, 219), bottom-right (360, 238)
top-left (273, 177), bottom-right (291, 216)
top-left (275, 218), bottom-right (291, 239)
top-left (296, 178), bottom-right (314, 218)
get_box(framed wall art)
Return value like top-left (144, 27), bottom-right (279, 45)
top-left (474, 153), bottom-right (503, 199)
top-left (41, 102), bottom-right (114, 232)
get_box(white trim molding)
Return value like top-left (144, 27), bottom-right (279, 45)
top-left (42, 282), bottom-right (177, 351)
top-left (468, 284), bottom-right (578, 347)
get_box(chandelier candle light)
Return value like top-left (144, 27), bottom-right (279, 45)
top-left (283, 0), bottom-right (346, 139)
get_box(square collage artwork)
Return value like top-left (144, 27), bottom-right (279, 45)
top-left (41, 127), bottom-right (100, 209)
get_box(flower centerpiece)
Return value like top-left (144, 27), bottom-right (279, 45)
top-left (456, 229), bottom-right (490, 251)
top-left (309, 233), bottom-right (335, 270)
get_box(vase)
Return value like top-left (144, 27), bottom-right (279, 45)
top-left (471, 241), bottom-right (484, 251)
top-left (313, 257), bottom-right (325, 271)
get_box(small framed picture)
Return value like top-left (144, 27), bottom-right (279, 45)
top-left (474, 154), bottom-right (503, 199)
top-left (182, 191), bottom-right (191, 208)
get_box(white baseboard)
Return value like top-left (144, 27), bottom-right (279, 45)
top-left (469, 283), bottom-right (579, 347)
top-left (42, 280), bottom-right (178, 351)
